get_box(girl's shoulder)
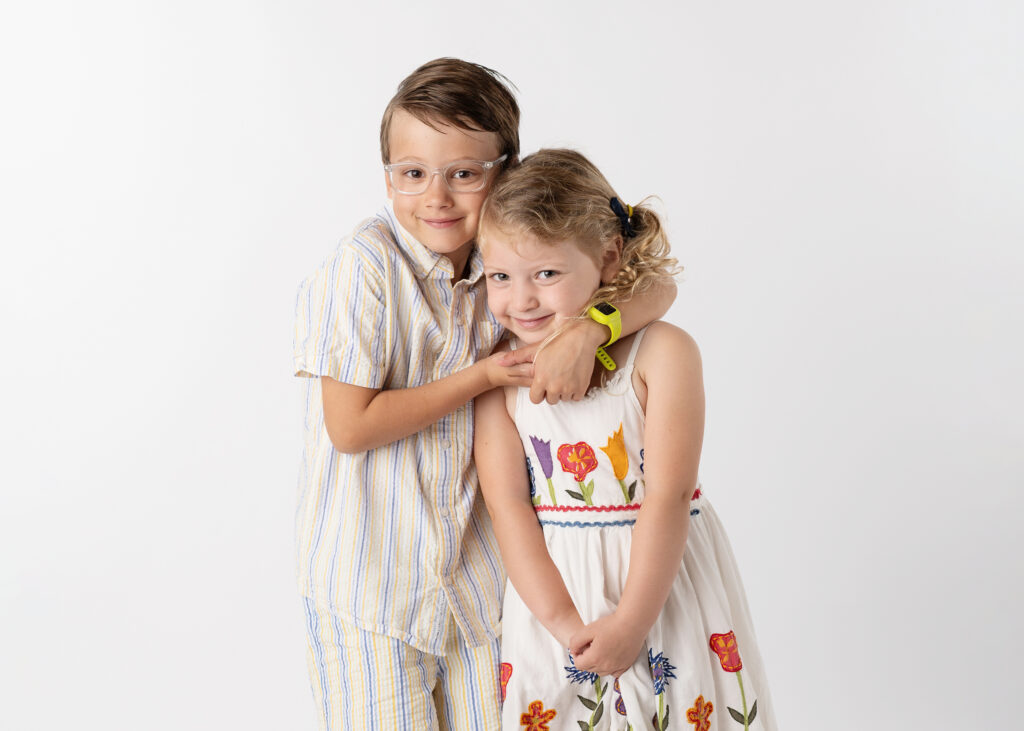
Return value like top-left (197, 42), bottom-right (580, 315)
top-left (635, 321), bottom-right (701, 365)
top-left (632, 321), bottom-right (703, 401)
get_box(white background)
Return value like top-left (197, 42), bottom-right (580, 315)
top-left (2, 1), bottom-right (1021, 728)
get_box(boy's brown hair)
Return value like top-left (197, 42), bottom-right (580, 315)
top-left (380, 58), bottom-right (520, 164)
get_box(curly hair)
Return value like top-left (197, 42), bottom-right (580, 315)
top-left (478, 148), bottom-right (679, 311)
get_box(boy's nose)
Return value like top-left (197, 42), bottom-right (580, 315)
top-left (422, 172), bottom-right (453, 205)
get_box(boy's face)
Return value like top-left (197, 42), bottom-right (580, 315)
top-left (385, 110), bottom-right (503, 274)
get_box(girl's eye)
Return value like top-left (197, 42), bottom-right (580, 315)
top-left (537, 270), bottom-right (558, 280)
top-left (489, 272), bottom-right (509, 282)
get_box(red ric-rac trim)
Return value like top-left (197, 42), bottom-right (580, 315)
top-left (535, 504), bottom-right (642, 512)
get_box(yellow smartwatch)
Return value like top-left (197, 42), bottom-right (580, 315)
top-left (588, 302), bottom-right (622, 371)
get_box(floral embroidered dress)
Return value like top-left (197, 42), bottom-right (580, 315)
top-left (499, 329), bottom-right (776, 731)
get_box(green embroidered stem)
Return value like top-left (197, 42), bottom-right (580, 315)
top-left (617, 478), bottom-right (631, 503)
top-left (546, 478), bottom-right (557, 505)
top-left (579, 480), bottom-right (594, 506)
top-left (587, 677), bottom-right (606, 729)
top-left (737, 670), bottom-right (749, 730)
top-left (657, 692), bottom-right (666, 729)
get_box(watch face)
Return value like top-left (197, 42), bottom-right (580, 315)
top-left (594, 302), bottom-right (617, 316)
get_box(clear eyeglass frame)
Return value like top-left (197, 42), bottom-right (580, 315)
top-left (383, 154), bottom-right (508, 195)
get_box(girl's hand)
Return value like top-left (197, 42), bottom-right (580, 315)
top-left (504, 319), bottom-right (606, 404)
top-left (568, 613), bottom-right (646, 678)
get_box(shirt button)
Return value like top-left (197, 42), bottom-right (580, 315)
top-left (438, 506), bottom-right (450, 518)
top-left (440, 438), bottom-right (451, 449)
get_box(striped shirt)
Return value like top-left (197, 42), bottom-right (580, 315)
top-left (293, 205), bottom-right (506, 654)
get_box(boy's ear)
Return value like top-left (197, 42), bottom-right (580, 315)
top-left (384, 171), bottom-right (395, 200)
top-left (600, 238), bottom-right (623, 284)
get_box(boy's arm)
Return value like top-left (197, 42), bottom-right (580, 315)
top-left (474, 387), bottom-right (584, 648)
top-left (569, 324), bottom-right (704, 677)
top-left (512, 279), bottom-right (677, 404)
top-left (322, 353), bottom-right (532, 454)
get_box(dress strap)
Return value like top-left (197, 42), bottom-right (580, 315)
top-left (624, 326), bottom-right (648, 371)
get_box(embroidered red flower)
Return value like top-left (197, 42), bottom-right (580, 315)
top-left (709, 631), bottom-right (743, 672)
top-left (500, 662), bottom-right (513, 703)
top-left (557, 442), bottom-right (598, 482)
top-left (686, 694), bottom-right (714, 730)
top-left (520, 699), bottom-right (557, 730)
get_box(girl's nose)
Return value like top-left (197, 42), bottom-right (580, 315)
top-left (512, 283), bottom-right (539, 311)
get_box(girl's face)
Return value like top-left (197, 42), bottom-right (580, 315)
top-left (481, 228), bottom-right (617, 344)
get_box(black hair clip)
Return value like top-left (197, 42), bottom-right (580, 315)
top-left (609, 197), bottom-right (637, 239)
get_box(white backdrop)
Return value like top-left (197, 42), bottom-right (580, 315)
top-left (2, 1), bottom-right (1021, 728)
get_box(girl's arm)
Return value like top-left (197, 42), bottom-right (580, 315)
top-left (507, 279), bottom-right (677, 404)
top-left (474, 386), bottom-right (584, 648)
top-left (569, 322), bottom-right (705, 677)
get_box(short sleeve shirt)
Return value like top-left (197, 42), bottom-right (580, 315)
top-left (292, 205), bottom-right (505, 653)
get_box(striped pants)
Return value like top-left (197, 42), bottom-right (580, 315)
top-left (303, 598), bottom-right (502, 730)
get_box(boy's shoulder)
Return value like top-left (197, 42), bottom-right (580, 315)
top-left (336, 210), bottom-right (402, 264)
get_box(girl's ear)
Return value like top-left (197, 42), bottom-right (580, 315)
top-left (600, 237), bottom-right (623, 284)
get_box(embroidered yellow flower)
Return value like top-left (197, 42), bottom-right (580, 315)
top-left (600, 424), bottom-right (629, 480)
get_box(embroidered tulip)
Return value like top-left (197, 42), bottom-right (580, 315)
top-left (600, 423), bottom-right (635, 503)
top-left (529, 436), bottom-right (558, 505)
top-left (709, 631), bottom-right (757, 729)
top-left (557, 441), bottom-right (598, 505)
top-left (500, 662), bottom-right (512, 704)
top-left (709, 631), bottom-right (743, 672)
top-left (600, 424), bottom-right (628, 478)
top-left (520, 700), bottom-right (557, 731)
top-left (686, 694), bottom-right (714, 731)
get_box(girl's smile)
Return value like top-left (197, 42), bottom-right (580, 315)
top-left (481, 231), bottom-right (609, 344)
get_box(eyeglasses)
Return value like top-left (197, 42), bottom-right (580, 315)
top-left (384, 154), bottom-right (508, 195)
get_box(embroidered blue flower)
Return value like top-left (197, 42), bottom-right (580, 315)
top-left (525, 456), bottom-right (537, 499)
top-left (648, 649), bottom-right (677, 696)
top-left (564, 653), bottom-right (599, 685)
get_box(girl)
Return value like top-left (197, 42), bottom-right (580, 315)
top-left (474, 149), bottom-right (776, 730)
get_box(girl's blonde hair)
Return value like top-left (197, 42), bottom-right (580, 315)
top-left (479, 148), bottom-right (679, 309)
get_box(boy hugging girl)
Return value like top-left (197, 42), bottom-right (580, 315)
top-left (294, 58), bottom-right (773, 731)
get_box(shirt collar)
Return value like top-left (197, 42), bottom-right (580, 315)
top-left (383, 202), bottom-right (484, 285)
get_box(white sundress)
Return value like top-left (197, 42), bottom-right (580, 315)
top-left (499, 328), bottom-right (776, 731)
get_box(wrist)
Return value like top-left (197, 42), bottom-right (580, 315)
top-left (548, 606), bottom-right (583, 647)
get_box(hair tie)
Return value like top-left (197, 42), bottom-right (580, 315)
top-left (609, 197), bottom-right (637, 239)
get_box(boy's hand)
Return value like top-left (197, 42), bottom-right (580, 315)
top-left (503, 319), bottom-right (606, 404)
top-left (568, 613), bottom-right (646, 678)
top-left (483, 351), bottom-right (534, 389)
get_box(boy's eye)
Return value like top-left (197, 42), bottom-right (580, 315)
top-left (402, 166), bottom-right (426, 179)
top-left (449, 167), bottom-right (481, 181)
top-left (488, 272), bottom-right (509, 282)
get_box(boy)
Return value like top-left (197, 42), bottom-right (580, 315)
top-left (293, 58), bottom-right (673, 729)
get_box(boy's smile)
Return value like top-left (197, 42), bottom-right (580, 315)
top-left (385, 110), bottom-right (503, 279)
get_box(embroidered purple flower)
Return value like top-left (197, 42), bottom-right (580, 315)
top-left (614, 678), bottom-right (627, 715)
top-left (648, 649), bottom-right (677, 696)
top-left (564, 653), bottom-right (600, 685)
top-left (530, 435), bottom-right (558, 505)
top-left (530, 436), bottom-right (554, 478)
